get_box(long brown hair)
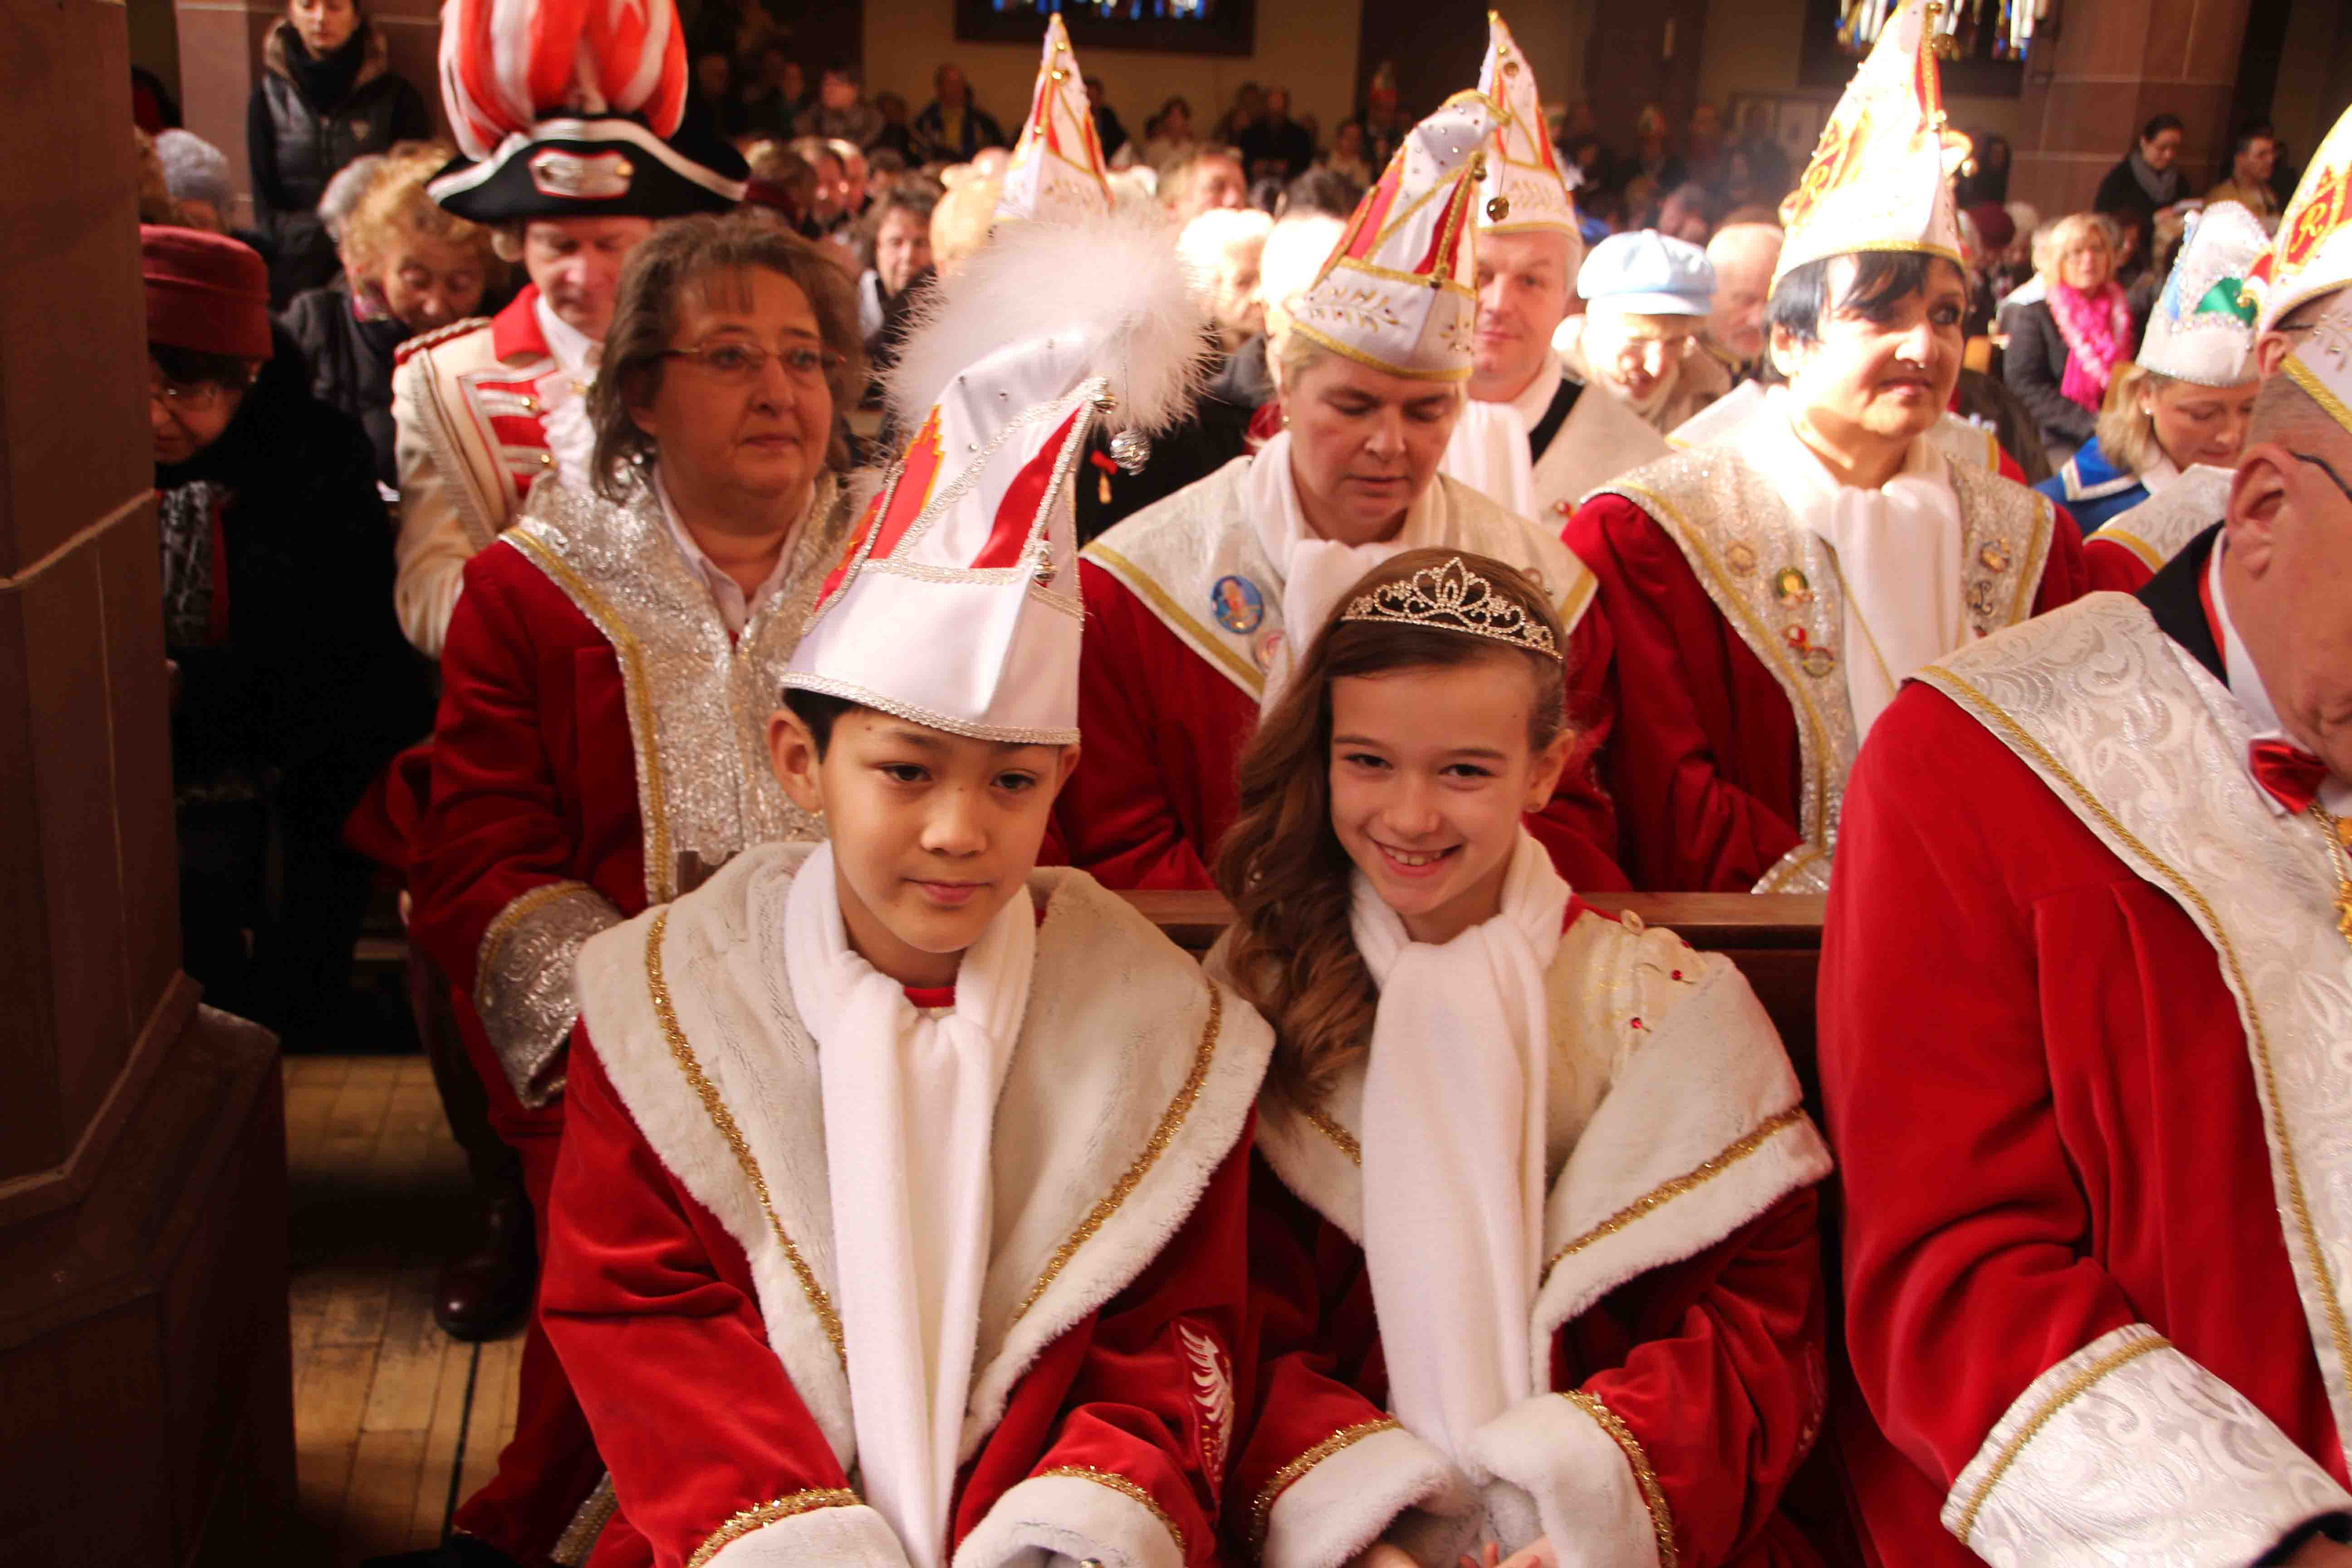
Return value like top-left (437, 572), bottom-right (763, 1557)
top-left (1212, 548), bottom-right (1570, 1102)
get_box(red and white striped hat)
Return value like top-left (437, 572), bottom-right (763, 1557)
top-left (427, 0), bottom-right (744, 223)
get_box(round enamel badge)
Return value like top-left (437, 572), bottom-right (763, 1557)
top-left (1210, 575), bottom-right (1265, 634)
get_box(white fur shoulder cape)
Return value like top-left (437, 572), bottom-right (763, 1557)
top-left (574, 841), bottom-right (1274, 1480)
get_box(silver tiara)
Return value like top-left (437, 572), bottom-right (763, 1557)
top-left (1340, 555), bottom-right (1559, 657)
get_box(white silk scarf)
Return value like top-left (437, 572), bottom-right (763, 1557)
top-left (1355, 831), bottom-right (1570, 1471)
top-left (787, 843), bottom-right (1037, 1567)
top-left (1246, 428), bottom-right (1447, 711)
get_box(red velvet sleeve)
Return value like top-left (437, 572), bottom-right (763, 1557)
top-left (1569, 1189), bottom-right (1827, 1567)
top-left (1562, 493), bottom-right (1801, 891)
top-left (960, 1134), bottom-right (1256, 1566)
top-left (1817, 684), bottom-right (2140, 1490)
top-left (2081, 537), bottom-right (2156, 594)
top-left (540, 1028), bottom-right (853, 1568)
top-left (2034, 504), bottom-right (2092, 612)
top-left (1231, 1158), bottom-right (1397, 1545)
top-left (1059, 559), bottom-right (1219, 892)
top-left (409, 548), bottom-right (598, 996)
top-left (1529, 605), bottom-right (1630, 892)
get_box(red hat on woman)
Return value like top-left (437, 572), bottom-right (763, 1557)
top-left (141, 225), bottom-right (273, 360)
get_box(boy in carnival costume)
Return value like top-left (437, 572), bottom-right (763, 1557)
top-left (536, 206), bottom-right (1274, 1568)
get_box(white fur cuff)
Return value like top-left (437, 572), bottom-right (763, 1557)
top-left (1259, 1421), bottom-right (1473, 1568)
top-left (952, 1468), bottom-right (1187, 1568)
top-left (1467, 1392), bottom-right (1666, 1568)
top-left (701, 1495), bottom-right (912, 1568)
top-left (1943, 1324), bottom-right (2352, 1568)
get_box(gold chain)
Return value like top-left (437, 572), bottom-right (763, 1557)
top-left (2313, 804), bottom-right (2352, 948)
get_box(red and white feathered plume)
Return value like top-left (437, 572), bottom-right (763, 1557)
top-left (438, 0), bottom-right (687, 161)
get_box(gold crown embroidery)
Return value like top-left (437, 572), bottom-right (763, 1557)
top-left (1342, 555), bottom-right (1559, 657)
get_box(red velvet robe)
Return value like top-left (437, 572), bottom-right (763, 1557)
top-left (546, 1037), bottom-right (1254, 1568)
top-left (407, 535), bottom-right (645, 1558)
top-left (1058, 558), bottom-right (1627, 893)
top-left (1819, 654), bottom-right (2352, 1565)
top-left (1561, 490), bottom-right (2088, 892)
top-left (1234, 901), bottom-right (1833, 1568)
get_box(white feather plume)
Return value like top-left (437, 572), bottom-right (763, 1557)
top-left (885, 205), bottom-right (1213, 441)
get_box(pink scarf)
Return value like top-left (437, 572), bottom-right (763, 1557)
top-left (2047, 280), bottom-right (2131, 412)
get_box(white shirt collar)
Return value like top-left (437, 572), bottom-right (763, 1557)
top-left (1501, 352), bottom-right (1565, 430)
top-left (533, 294), bottom-right (597, 380)
top-left (652, 471), bottom-right (800, 640)
top-left (2141, 450), bottom-right (2183, 496)
top-left (2205, 534), bottom-right (2352, 816)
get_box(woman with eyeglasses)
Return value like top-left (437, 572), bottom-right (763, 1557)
top-left (406, 219), bottom-right (868, 1549)
top-left (143, 225), bottom-right (430, 1049)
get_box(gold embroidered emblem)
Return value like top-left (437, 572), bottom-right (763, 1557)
top-left (1979, 540), bottom-right (2011, 572)
top-left (1773, 565), bottom-right (1813, 608)
top-left (1725, 541), bottom-right (1759, 576)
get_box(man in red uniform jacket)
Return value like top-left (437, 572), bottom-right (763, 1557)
top-left (1819, 251), bottom-right (2352, 1565)
top-left (1563, 0), bottom-right (2087, 894)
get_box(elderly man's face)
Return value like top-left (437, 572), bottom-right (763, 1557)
top-left (2225, 420), bottom-right (2352, 784)
top-left (1706, 226), bottom-right (1782, 363)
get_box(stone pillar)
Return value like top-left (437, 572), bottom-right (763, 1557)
top-left (171, 0), bottom-right (447, 224)
top-left (0, 0), bottom-right (294, 1562)
top-left (2008, 0), bottom-right (2254, 218)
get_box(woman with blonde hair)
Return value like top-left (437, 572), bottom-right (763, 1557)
top-left (2003, 211), bottom-right (2135, 462)
top-left (282, 141), bottom-right (500, 484)
top-left (2037, 202), bottom-right (2269, 561)
top-left (1218, 548), bottom-right (1829, 1568)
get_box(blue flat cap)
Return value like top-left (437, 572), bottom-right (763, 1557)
top-left (1578, 230), bottom-right (1716, 315)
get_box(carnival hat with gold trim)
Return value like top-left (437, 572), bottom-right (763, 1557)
top-left (2138, 201), bottom-right (2267, 388)
top-left (2248, 102), bottom-right (2352, 336)
top-left (1476, 13), bottom-right (1578, 244)
top-left (428, 0), bottom-right (745, 223)
top-left (1291, 90), bottom-right (1503, 383)
top-left (994, 15), bottom-right (1113, 225)
top-left (1772, 0), bottom-right (1966, 290)
top-left (789, 209), bottom-right (1206, 743)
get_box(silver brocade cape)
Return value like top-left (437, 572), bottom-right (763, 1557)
top-left (1591, 444), bottom-right (2054, 891)
top-left (1083, 453), bottom-right (1597, 706)
top-left (2084, 465), bottom-right (2231, 578)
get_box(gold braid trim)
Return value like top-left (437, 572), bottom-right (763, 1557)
top-left (1246, 1417), bottom-right (1401, 1551)
top-left (1011, 985), bottom-right (1224, 1323)
top-left (645, 910), bottom-right (846, 1363)
top-left (1926, 662), bottom-right (2352, 1415)
top-left (1544, 1107), bottom-right (1808, 1274)
top-left (1949, 1333), bottom-right (2171, 1546)
top-left (1303, 1100), bottom-right (1361, 1166)
top-left (685, 1487), bottom-right (862, 1568)
top-left (1563, 1391), bottom-right (1679, 1568)
top-left (478, 879), bottom-right (601, 977)
top-left (1032, 1465), bottom-right (1188, 1558)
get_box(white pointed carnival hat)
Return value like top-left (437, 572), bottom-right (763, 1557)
top-left (2137, 201), bottom-right (2267, 387)
top-left (2248, 104), bottom-right (2352, 433)
top-left (1772, 0), bottom-right (1967, 290)
top-left (429, 0), bottom-right (745, 221)
top-left (789, 211), bottom-right (1205, 742)
top-left (1476, 13), bottom-right (1578, 243)
top-left (1290, 90), bottom-right (1503, 382)
top-left (2249, 102), bottom-right (2352, 335)
top-left (994, 14), bottom-right (1113, 225)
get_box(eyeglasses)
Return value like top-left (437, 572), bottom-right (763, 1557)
top-left (1612, 334), bottom-right (1698, 370)
top-left (149, 377), bottom-right (233, 412)
top-left (660, 342), bottom-right (843, 387)
top-left (2289, 451), bottom-right (2352, 508)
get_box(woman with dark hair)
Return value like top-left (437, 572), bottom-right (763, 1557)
top-left (2093, 112), bottom-right (2191, 233)
top-left (1565, 1), bottom-right (2088, 893)
top-left (1954, 130), bottom-right (2011, 206)
top-left (1219, 548), bottom-right (1830, 1568)
top-left (143, 226), bottom-right (428, 1047)
top-left (245, 0), bottom-right (432, 302)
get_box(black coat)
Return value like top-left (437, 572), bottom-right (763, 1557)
top-left (911, 100), bottom-right (1008, 163)
top-left (246, 22), bottom-right (431, 302)
top-left (2092, 154), bottom-right (2183, 230)
top-left (279, 281), bottom-right (412, 490)
top-left (157, 323), bottom-right (430, 807)
top-left (2001, 299), bottom-right (2099, 453)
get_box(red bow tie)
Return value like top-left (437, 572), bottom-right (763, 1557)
top-left (2250, 738), bottom-right (2331, 816)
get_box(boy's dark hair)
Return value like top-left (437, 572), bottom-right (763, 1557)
top-left (783, 687), bottom-right (858, 758)
top-left (1765, 249), bottom-right (1965, 351)
top-left (150, 342), bottom-right (255, 390)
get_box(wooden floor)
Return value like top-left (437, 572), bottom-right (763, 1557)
top-left (287, 1054), bottom-right (522, 1565)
